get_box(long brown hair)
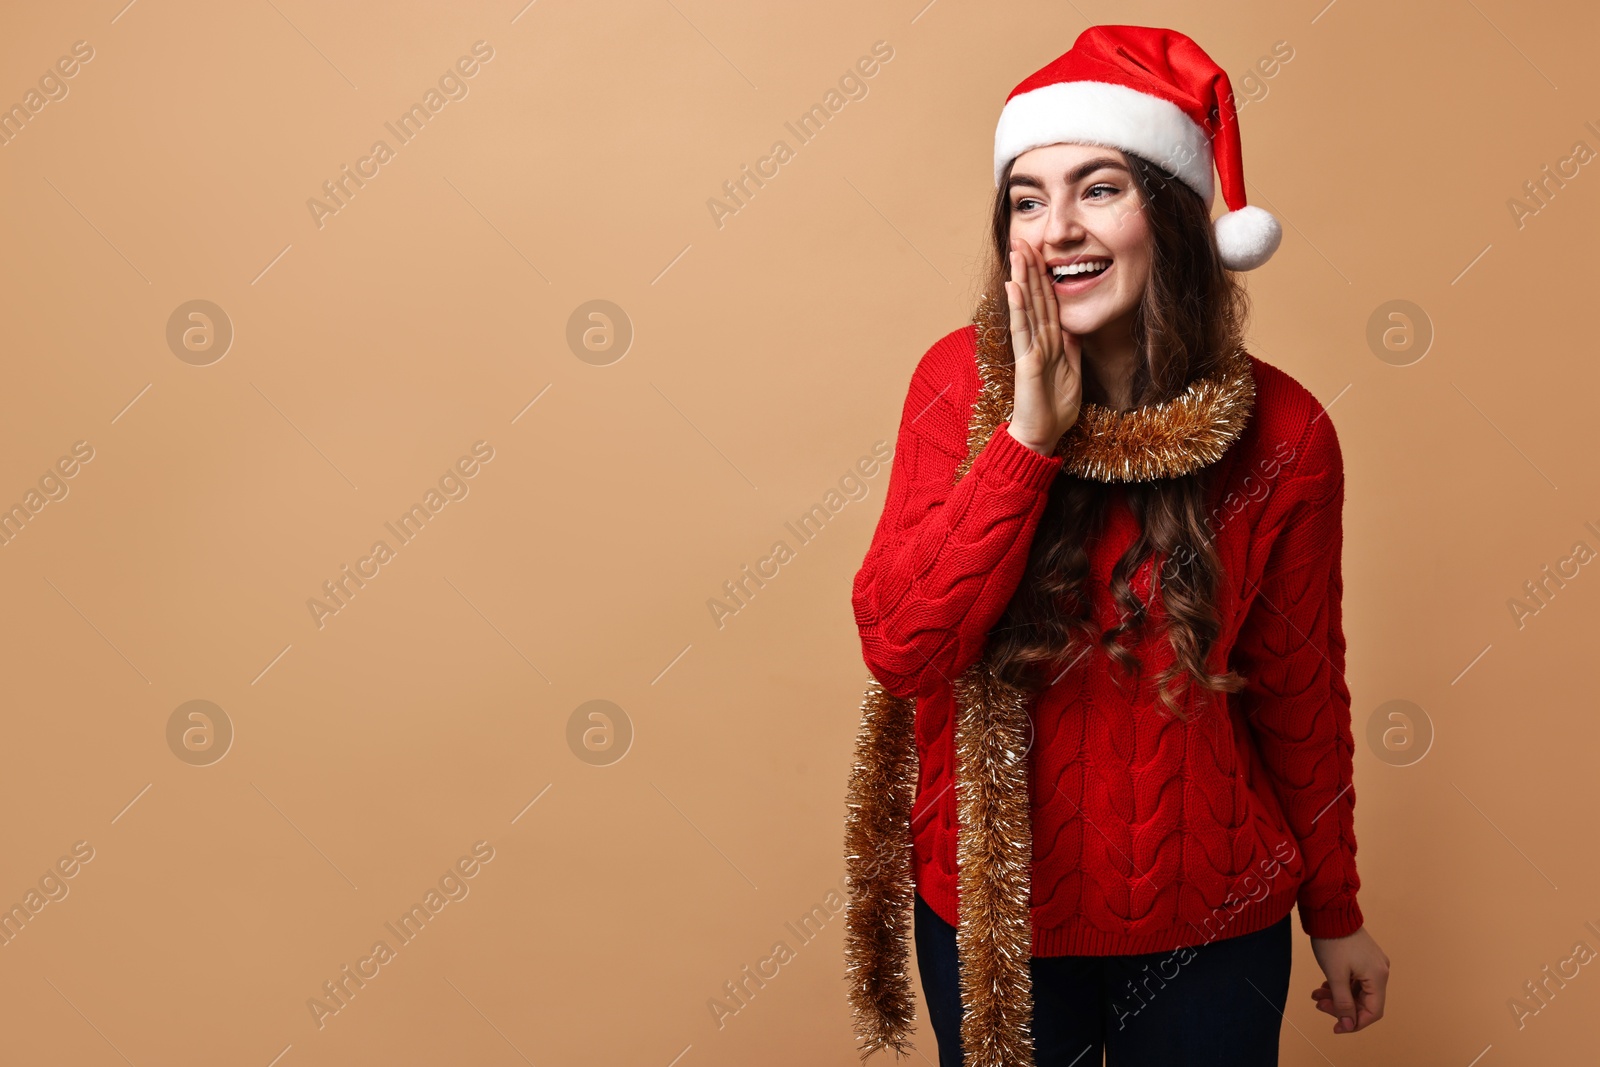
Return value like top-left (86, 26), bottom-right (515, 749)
top-left (980, 151), bottom-right (1252, 720)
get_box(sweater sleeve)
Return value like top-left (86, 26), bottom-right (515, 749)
top-left (1231, 414), bottom-right (1365, 940)
top-left (851, 331), bottom-right (1063, 700)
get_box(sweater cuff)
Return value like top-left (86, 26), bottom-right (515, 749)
top-left (1298, 895), bottom-right (1365, 940)
top-left (979, 421), bottom-right (1063, 490)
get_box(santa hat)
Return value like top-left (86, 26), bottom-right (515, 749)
top-left (993, 25), bottom-right (1282, 271)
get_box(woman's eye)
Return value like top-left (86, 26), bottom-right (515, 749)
top-left (1015, 197), bottom-right (1042, 211)
top-left (1086, 183), bottom-right (1118, 199)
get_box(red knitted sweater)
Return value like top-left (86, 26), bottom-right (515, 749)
top-left (851, 324), bottom-right (1365, 956)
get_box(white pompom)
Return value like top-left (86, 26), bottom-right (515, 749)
top-left (1214, 205), bottom-right (1282, 271)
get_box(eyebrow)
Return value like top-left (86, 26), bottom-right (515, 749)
top-left (1007, 157), bottom-right (1129, 192)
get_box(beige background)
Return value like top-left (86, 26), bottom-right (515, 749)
top-left (0, 0), bottom-right (1595, 1063)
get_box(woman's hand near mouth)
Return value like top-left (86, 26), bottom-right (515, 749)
top-left (1004, 237), bottom-right (1083, 456)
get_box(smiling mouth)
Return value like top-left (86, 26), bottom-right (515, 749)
top-left (1049, 258), bottom-right (1112, 283)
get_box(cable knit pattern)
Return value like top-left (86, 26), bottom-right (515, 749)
top-left (851, 324), bottom-right (1364, 955)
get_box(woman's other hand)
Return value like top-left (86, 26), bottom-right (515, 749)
top-left (1309, 926), bottom-right (1390, 1033)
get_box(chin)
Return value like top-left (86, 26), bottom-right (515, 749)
top-left (1058, 310), bottom-right (1111, 334)
top-left (1059, 301), bottom-right (1136, 338)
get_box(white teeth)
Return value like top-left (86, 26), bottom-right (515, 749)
top-left (1051, 260), bottom-right (1110, 279)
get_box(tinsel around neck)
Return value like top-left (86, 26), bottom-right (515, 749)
top-left (969, 295), bottom-right (1257, 483)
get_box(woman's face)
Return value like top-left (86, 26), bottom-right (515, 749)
top-left (1006, 142), bottom-right (1152, 339)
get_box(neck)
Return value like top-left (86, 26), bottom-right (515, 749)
top-left (1078, 314), bottom-right (1140, 412)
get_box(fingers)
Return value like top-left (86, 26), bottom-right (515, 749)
top-left (1006, 278), bottom-right (1030, 354)
top-left (1325, 965), bottom-right (1359, 1034)
top-left (1357, 973), bottom-right (1386, 1027)
top-left (1022, 240), bottom-right (1050, 349)
top-left (1313, 972), bottom-right (1385, 1033)
top-left (1006, 248), bottom-right (1034, 361)
top-left (1022, 239), bottom-right (1062, 357)
top-left (1010, 243), bottom-right (1042, 362)
top-left (1009, 238), bottom-right (1065, 376)
top-left (1012, 244), bottom-right (1032, 344)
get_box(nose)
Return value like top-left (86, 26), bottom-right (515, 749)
top-left (1042, 196), bottom-right (1087, 249)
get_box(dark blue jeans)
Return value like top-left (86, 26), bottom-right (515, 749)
top-left (914, 891), bottom-right (1292, 1066)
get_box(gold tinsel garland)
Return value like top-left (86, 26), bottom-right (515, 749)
top-left (971, 292), bottom-right (1258, 483)
top-left (842, 298), bottom-right (1257, 1067)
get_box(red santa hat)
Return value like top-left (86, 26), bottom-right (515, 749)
top-left (994, 25), bottom-right (1282, 271)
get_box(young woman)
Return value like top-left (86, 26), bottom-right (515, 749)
top-left (843, 26), bottom-right (1390, 1067)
